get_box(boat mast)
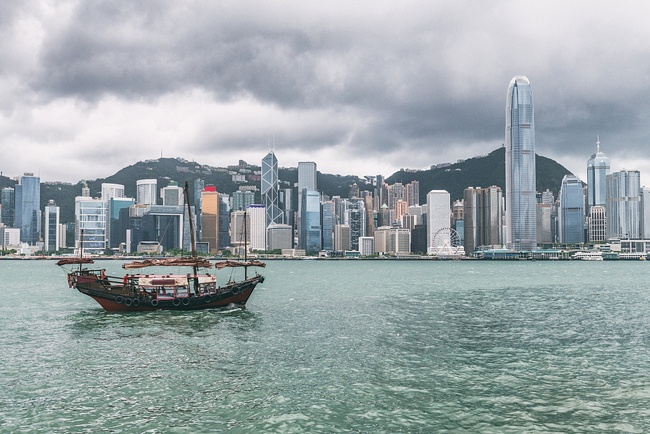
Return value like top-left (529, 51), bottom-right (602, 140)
top-left (79, 228), bottom-right (84, 273)
top-left (244, 209), bottom-right (248, 280)
top-left (184, 182), bottom-right (198, 277)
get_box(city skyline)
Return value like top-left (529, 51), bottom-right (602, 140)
top-left (1, 1), bottom-right (650, 186)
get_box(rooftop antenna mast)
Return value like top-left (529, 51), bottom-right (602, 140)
top-left (596, 135), bottom-right (600, 153)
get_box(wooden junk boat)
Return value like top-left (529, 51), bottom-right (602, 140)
top-left (57, 182), bottom-right (265, 312)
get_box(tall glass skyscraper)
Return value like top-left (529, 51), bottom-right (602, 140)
top-left (505, 76), bottom-right (536, 251)
top-left (300, 188), bottom-right (321, 253)
top-left (559, 175), bottom-right (585, 244)
top-left (1, 187), bottom-right (15, 227)
top-left (261, 152), bottom-right (283, 227)
top-left (586, 137), bottom-right (610, 216)
top-left (15, 173), bottom-right (41, 245)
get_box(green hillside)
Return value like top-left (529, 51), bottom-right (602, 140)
top-left (386, 147), bottom-right (572, 203)
top-left (4, 147), bottom-right (573, 224)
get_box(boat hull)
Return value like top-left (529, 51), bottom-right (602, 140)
top-left (69, 271), bottom-right (264, 312)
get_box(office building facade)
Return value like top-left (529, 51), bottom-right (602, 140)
top-left (300, 189), bottom-right (321, 253)
top-left (44, 200), bottom-right (60, 252)
top-left (137, 179), bottom-right (157, 205)
top-left (262, 152), bottom-right (283, 227)
top-left (1, 187), bottom-right (15, 227)
top-left (558, 175), bottom-right (585, 244)
top-left (606, 170), bottom-right (641, 240)
top-left (586, 138), bottom-right (610, 215)
top-left (427, 190), bottom-right (450, 254)
top-left (15, 173), bottom-right (41, 245)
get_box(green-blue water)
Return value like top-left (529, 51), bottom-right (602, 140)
top-left (2, 260), bottom-right (650, 433)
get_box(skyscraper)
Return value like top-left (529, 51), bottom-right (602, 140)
top-left (297, 162), bottom-right (317, 248)
top-left (463, 186), bottom-right (504, 253)
top-left (406, 181), bottom-right (420, 206)
top-left (606, 170), bottom-right (641, 240)
top-left (586, 137), bottom-right (610, 216)
top-left (427, 190), bottom-right (450, 254)
top-left (300, 188), bottom-right (321, 253)
top-left (505, 76), bottom-right (537, 251)
top-left (1, 187), bottom-right (15, 227)
top-left (262, 152), bottom-right (283, 227)
top-left (160, 181), bottom-right (184, 206)
top-left (321, 201), bottom-right (334, 251)
top-left (44, 200), bottom-right (60, 252)
top-left (298, 162), bottom-right (317, 192)
top-left (137, 179), bottom-right (157, 205)
top-left (558, 175), bottom-right (585, 244)
top-left (15, 173), bottom-right (41, 245)
top-left (201, 190), bottom-right (220, 253)
top-left (101, 183), bottom-right (125, 201)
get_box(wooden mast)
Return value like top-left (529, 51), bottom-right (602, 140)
top-left (79, 228), bottom-right (84, 273)
top-left (184, 182), bottom-right (198, 277)
top-left (244, 209), bottom-right (248, 280)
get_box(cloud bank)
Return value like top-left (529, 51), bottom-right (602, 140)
top-left (1, 0), bottom-right (649, 185)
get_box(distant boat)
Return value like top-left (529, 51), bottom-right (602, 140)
top-left (57, 182), bottom-right (265, 311)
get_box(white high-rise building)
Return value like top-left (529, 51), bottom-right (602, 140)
top-left (505, 76), bottom-right (536, 251)
top-left (101, 183), bottom-right (125, 201)
top-left (137, 179), bottom-right (157, 205)
top-left (427, 190), bottom-right (450, 254)
top-left (247, 205), bottom-right (266, 251)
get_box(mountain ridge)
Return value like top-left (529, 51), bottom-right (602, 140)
top-left (1, 147), bottom-right (573, 224)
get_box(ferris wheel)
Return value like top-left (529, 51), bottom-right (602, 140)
top-left (432, 227), bottom-right (462, 255)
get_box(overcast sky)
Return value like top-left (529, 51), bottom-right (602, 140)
top-left (1, 0), bottom-right (649, 186)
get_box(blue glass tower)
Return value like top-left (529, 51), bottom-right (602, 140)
top-left (14, 173), bottom-right (41, 245)
top-left (506, 76), bottom-right (536, 250)
top-left (1, 187), bottom-right (15, 227)
top-left (586, 137), bottom-right (610, 216)
top-left (559, 175), bottom-right (585, 244)
top-left (300, 188), bottom-right (321, 253)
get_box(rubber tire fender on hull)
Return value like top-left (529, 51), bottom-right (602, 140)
top-left (115, 296), bottom-right (123, 304)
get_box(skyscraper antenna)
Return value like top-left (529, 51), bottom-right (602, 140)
top-left (268, 134), bottom-right (271, 152)
top-left (272, 135), bottom-right (275, 153)
top-left (596, 135), bottom-right (600, 153)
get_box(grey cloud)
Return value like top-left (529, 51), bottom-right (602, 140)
top-left (3, 0), bottom-right (650, 180)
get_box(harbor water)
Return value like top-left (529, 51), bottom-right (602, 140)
top-left (2, 259), bottom-right (650, 432)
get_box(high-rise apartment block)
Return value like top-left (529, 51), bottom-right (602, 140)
top-left (406, 181), bottom-right (419, 206)
top-left (505, 76), bottom-right (537, 250)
